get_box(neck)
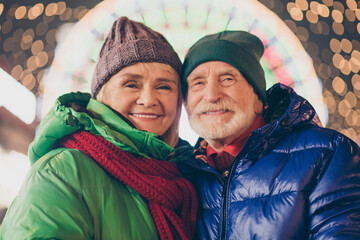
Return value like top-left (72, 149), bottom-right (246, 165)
top-left (206, 136), bottom-right (238, 153)
top-left (205, 114), bottom-right (265, 153)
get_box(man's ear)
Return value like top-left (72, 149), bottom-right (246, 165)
top-left (253, 95), bottom-right (263, 115)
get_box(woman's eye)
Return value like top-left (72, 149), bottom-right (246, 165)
top-left (124, 82), bottom-right (139, 89)
top-left (156, 85), bottom-right (173, 93)
top-left (158, 85), bottom-right (171, 90)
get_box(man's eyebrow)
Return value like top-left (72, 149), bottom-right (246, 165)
top-left (187, 72), bottom-right (204, 82)
top-left (219, 69), bottom-right (238, 76)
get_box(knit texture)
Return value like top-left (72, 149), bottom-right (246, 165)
top-left (182, 30), bottom-right (267, 105)
top-left (60, 130), bottom-right (197, 240)
top-left (91, 17), bottom-right (182, 98)
top-left (213, 152), bottom-right (235, 176)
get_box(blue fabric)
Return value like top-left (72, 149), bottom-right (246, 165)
top-left (179, 83), bottom-right (360, 240)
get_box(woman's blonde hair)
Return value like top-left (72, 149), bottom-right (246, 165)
top-left (159, 71), bottom-right (183, 148)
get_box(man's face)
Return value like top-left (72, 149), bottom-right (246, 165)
top-left (185, 61), bottom-right (263, 143)
top-left (96, 62), bottom-right (179, 137)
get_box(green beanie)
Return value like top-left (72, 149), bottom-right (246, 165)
top-left (182, 30), bottom-right (267, 105)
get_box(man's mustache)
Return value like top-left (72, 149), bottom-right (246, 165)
top-left (192, 99), bottom-right (236, 115)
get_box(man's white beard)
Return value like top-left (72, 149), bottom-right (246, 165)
top-left (188, 95), bottom-right (257, 141)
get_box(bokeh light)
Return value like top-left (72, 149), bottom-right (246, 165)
top-left (0, 0), bottom-right (359, 143)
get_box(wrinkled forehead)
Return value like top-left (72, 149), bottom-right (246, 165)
top-left (187, 61), bottom-right (243, 80)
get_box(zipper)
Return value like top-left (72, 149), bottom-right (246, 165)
top-left (219, 150), bottom-right (247, 240)
top-left (221, 176), bottom-right (229, 240)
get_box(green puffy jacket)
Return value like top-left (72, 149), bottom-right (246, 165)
top-left (0, 92), bottom-right (192, 240)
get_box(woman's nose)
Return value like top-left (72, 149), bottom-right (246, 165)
top-left (136, 88), bottom-right (158, 107)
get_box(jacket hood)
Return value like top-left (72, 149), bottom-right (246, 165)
top-left (29, 92), bottom-right (177, 165)
top-left (232, 83), bottom-right (323, 160)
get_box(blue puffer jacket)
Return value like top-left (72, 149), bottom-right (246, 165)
top-left (179, 83), bottom-right (360, 240)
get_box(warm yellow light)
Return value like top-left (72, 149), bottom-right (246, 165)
top-left (31, 40), bottom-right (44, 55)
top-left (26, 56), bottom-right (37, 71)
top-left (287, 2), bottom-right (304, 21)
top-left (332, 9), bottom-right (343, 23)
top-left (296, 0), bottom-right (308, 11)
top-left (60, 8), bottom-right (73, 21)
top-left (23, 75), bottom-right (36, 91)
top-left (0, 3), bottom-right (4, 16)
top-left (352, 74), bottom-right (360, 90)
top-left (345, 9), bottom-right (356, 22)
top-left (340, 38), bottom-right (352, 53)
top-left (323, 90), bottom-right (336, 114)
top-left (346, 0), bottom-right (357, 11)
top-left (28, 3), bottom-right (44, 20)
top-left (35, 52), bottom-right (49, 68)
top-left (318, 4), bottom-right (330, 17)
top-left (15, 6), bottom-right (27, 20)
top-left (57, 2), bottom-right (67, 15)
top-left (345, 91), bottom-right (357, 108)
top-left (332, 22), bottom-right (344, 35)
top-left (332, 76), bottom-right (347, 95)
top-left (306, 10), bottom-right (318, 23)
top-left (45, 3), bottom-right (58, 16)
top-left (10, 65), bottom-right (24, 81)
top-left (332, 53), bottom-right (343, 68)
top-left (330, 38), bottom-right (341, 53)
top-left (338, 99), bottom-right (351, 117)
top-left (322, 0), bottom-right (334, 7)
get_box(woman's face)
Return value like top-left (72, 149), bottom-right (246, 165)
top-left (96, 62), bottom-right (180, 137)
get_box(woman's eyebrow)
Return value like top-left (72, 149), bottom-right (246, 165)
top-left (119, 73), bottom-right (142, 79)
top-left (157, 78), bottom-right (177, 84)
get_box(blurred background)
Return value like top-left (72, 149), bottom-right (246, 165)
top-left (0, 0), bottom-right (359, 221)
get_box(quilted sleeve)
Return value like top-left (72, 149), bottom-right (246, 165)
top-left (309, 135), bottom-right (360, 240)
top-left (0, 148), bottom-right (93, 240)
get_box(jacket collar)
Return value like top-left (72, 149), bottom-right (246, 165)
top-left (192, 83), bottom-right (323, 165)
top-left (29, 92), bottom-right (174, 164)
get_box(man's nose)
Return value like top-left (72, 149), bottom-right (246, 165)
top-left (204, 81), bottom-right (223, 103)
top-left (136, 88), bottom-right (158, 107)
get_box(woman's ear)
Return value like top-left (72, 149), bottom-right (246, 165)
top-left (96, 85), bottom-right (106, 102)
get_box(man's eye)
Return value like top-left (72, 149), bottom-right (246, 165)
top-left (222, 76), bottom-right (234, 81)
top-left (221, 76), bottom-right (235, 86)
top-left (190, 81), bottom-right (204, 88)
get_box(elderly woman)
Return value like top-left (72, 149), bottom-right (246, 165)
top-left (0, 17), bottom-right (197, 240)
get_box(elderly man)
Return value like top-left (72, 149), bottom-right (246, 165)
top-left (179, 31), bottom-right (360, 239)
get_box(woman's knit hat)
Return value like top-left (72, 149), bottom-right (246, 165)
top-left (91, 17), bottom-right (182, 98)
top-left (182, 30), bottom-right (267, 105)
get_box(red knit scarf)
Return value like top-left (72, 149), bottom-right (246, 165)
top-left (60, 130), bottom-right (197, 240)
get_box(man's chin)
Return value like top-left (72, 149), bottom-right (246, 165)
top-left (190, 119), bottom-right (229, 140)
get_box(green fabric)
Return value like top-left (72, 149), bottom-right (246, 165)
top-left (28, 92), bottom-right (173, 164)
top-left (0, 92), bottom-right (192, 240)
top-left (182, 30), bottom-right (267, 104)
